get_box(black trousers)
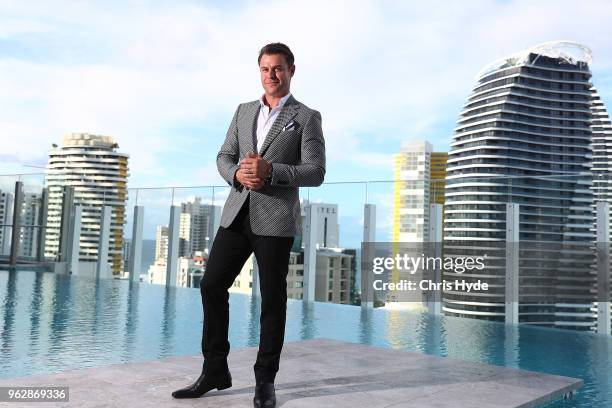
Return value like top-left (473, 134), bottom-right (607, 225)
top-left (200, 199), bottom-right (294, 384)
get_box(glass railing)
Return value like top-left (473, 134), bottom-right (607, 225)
top-left (0, 173), bottom-right (46, 262)
top-left (0, 172), bottom-right (610, 333)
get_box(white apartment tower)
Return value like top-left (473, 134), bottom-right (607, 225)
top-left (155, 225), bottom-right (169, 262)
top-left (300, 201), bottom-right (339, 249)
top-left (44, 133), bottom-right (129, 274)
top-left (393, 140), bottom-right (432, 242)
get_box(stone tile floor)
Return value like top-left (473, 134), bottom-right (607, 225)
top-left (0, 338), bottom-right (581, 407)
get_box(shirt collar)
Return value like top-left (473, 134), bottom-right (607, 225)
top-left (259, 93), bottom-right (292, 110)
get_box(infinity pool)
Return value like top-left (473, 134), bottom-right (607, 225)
top-left (0, 269), bottom-right (609, 407)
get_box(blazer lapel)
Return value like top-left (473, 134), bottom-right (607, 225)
top-left (241, 102), bottom-right (260, 153)
top-left (259, 96), bottom-right (299, 156)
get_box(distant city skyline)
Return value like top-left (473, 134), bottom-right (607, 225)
top-left (3, 2), bottom-right (612, 265)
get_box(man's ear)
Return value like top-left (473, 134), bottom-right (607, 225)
top-left (290, 65), bottom-right (296, 77)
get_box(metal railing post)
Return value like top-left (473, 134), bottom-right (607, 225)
top-left (9, 181), bottom-right (23, 265)
top-left (166, 205), bottom-right (181, 287)
top-left (96, 205), bottom-right (112, 279)
top-left (303, 202), bottom-right (318, 302)
top-left (36, 187), bottom-right (49, 262)
top-left (596, 202), bottom-right (611, 335)
top-left (506, 203), bottom-right (520, 325)
top-left (129, 205), bottom-right (144, 283)
top-left (427, 203), bottom-right (443, 315)
top-left (67, 205), bottom-right (82, 274)
top-left (58, 186), bottom-right (75, 262)
top-left (361, 203), bottom-right (376, 309)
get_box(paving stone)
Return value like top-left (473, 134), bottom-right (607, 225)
top-left (0, 338), bottom-right (581, 408)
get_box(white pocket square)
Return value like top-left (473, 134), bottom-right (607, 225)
top-left (282, 121), bottom-right (295, 131)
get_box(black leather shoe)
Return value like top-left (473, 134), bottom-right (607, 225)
top-left (253, 383), bottom-right (276, 407)
top-left (171, 367), bottom-right (232, 399)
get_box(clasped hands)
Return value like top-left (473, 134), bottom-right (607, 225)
top-left (236, 153), bottom-right (271, 190)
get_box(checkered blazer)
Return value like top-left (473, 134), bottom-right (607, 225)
top-left (217, 95), bottom-right (326, 236)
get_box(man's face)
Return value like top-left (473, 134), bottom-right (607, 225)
top-left (259, 53), bottom-right (295, 99)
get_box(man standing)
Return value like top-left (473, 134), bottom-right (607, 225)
top-left (172, 43), bottom-right (326, 408)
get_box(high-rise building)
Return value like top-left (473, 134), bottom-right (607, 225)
top-left (444, 41), bottom-right (596, 329)
top-left (227, 201), bottom-right (356, 305)
top-left (392, 141), bottom-right (448, 242)
top-left (151, 199), bottom-right (219, 287)
top-left (286, 251), bottom-right (304, 299)
top-left (19, 193), bottom-right (42, 258)
top-left (393, 141), bottom-right (431, 242)
top-left (430, 152), bottom-right (448, 205)
top-left (314, 248), bottom-right (355, 304)
top-left (44, 133), bottom-right (129, 274)
top-left (0, 191), bottom-right (14, 256)
top-left (179, 197), bottom-right (220, 257)
top-left (122, 239), bottom-right (131, 274)
top-left (155, 225), bottom-right (169, 262)
top-left (300, 201), bottom-right (339, 248)
top-left (590, 87), bottom-right (612, 228)
top-left (0, 191), bottom-right (41, 259)
top-left (229, 249), bottom-right (355, 305)
top-left (229, 254), bottom-right (255, 294)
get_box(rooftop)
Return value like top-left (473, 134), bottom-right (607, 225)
top-left (60, 133), bottom-right (117, 149)
top-left (0, 338), bottom-right (582, 407)
top-left (476, 40), bottom-right (593, 79)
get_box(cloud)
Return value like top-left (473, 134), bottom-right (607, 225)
top-left (1, 0), bottom-right (612, 194)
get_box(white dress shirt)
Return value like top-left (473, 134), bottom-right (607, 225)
top-left (255, 93), bottom-right (291, 153)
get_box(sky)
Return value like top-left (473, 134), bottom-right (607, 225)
top-left (2, 0), bottom-right (612, 244)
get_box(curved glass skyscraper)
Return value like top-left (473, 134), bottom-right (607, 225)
top-left (444, 42), bottom-right (597, 329)
top-left (591, 87), bottom-right (612, 203)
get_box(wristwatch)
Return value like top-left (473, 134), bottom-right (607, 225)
top-left (265, 164), bottom-right (273, 184)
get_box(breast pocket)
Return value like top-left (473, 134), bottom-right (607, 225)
top-left (266, 130), bottom-right (301, 163)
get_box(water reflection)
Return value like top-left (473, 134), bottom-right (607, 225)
top-left (416, 312), bottom-right (446, 356)
top-left (1, 271), bottom-right (17, 364)
top-left (300, 300), bottom-right (316, 340)
top-left (161, 286), bottom-right (177, 357)
top-left (50, 273), bottom-right (70, 360)
top-left (122, 280), bottom-right (140, 361)
top-left (28, 272), bottom-right (45, 360)
top-left (0, 270), bottom-right (609, 407)
top-left (359, 306), bottom-right (373, 346)
top-left (247, 294), bottom-right (260, 346)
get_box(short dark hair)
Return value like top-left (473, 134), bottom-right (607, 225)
top-left (258, 43), bottom-right (294, 67)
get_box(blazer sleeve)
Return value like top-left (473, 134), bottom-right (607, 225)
top-left (216, 104), bottom-right (242, 188)
top-left (270, 110), bottom-right (326, 187)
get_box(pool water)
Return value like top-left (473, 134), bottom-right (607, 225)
top-left (0, 270), bottom-right (610, 407)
